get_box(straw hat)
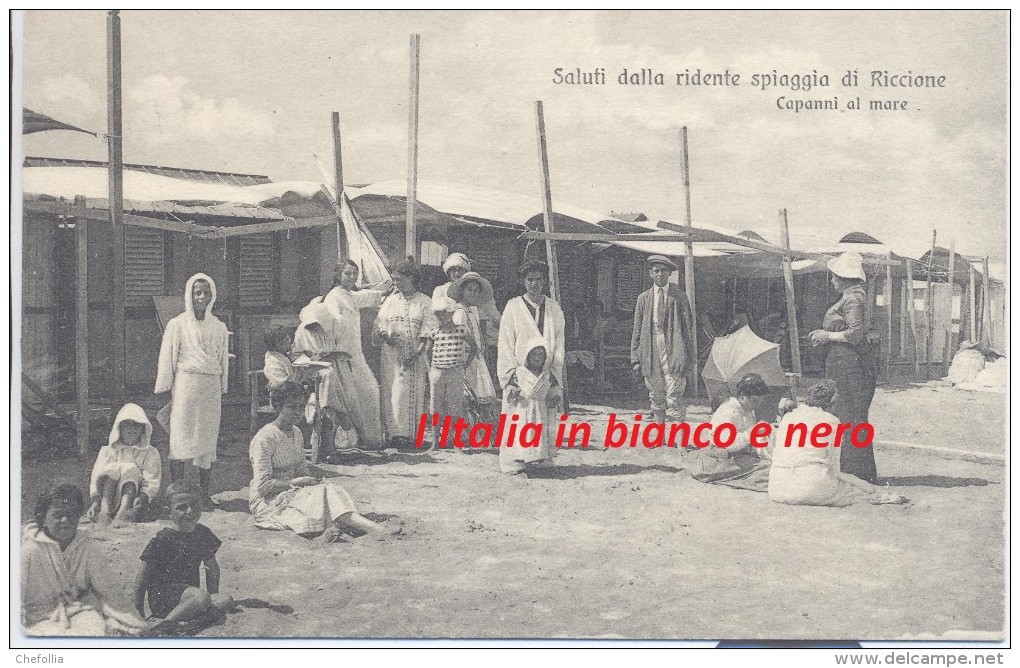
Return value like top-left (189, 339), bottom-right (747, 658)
top-left (827, 251), bottom-right (866, 281)
top-left (442, 253), bottom-right (472, 274)
top-left (448, 271), bottom-right (494, 304)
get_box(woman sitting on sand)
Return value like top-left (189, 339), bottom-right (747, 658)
top-left (685, 373), bottom-right (772, 492)
top-left (769, 380), bottom-right (907, 507)
top-left (249, 381), bottom-right (400, 543)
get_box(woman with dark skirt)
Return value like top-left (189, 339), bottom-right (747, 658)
top-left (808, 251), bottom-right (879, 484)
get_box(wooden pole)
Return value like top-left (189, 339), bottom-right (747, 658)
top-left (899, 275), bottom-right (907, 359)
top-left (405, 33), bottom-right (420, 262)
top-left (107, 10), bottom-right (126, 404)
top-left (75, 196), bottom-right (90, 458)
top-left (331, 111), bottom-right (347, 259)
top-left (778, 209), bottom-right (802, 395)
top-left (533, 101), bottom-right (562, 303)
top-left (945, 240), bottom-right (956, 375)
top-left (679, 127), bottom-right (699, 379)
top-left (906, 260), bottom-right (920, 380)
top-left (981, 256), bottom-right (991, 343)
top-left (533, 100), bottom-right (567, 406)
top-left (924, 230), bottom-right (936, 376)
top-left (884, 251), bottom-right (893, 382)
top-left (968, 263), bottom-right (977, 341)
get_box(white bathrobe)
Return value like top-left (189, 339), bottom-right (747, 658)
top-left (154, 273), bottom-right (229, 467)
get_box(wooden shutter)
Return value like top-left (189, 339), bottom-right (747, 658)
top-left (239, 233), bottom-right (275, 308)
top-left (615, 261), bottom-right (644, 311)
top-left (124, 227), bottom-right (165, 307)
top-left (468, 244), bottom-right (500, 279)
top-left (597, 260), bottom-right (613, 311)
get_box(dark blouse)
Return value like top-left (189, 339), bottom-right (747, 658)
top-left (823, 285), bottom-right (868, 347)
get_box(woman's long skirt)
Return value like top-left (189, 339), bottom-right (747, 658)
top-left (379, 344), bottom-right (427, 440)
top-left (825, 344), bottom-right (878, 484)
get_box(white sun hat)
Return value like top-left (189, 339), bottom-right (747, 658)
top-left (826, 251), bottom-right (866, 281)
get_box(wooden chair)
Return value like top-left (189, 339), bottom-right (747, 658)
top-left (248, 369), bottom-right (277, 441)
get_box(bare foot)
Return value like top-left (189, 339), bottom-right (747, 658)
top-left (877, 492), bottom-right (909, 505)
top-left (319, 527), bottom-right (347, 545)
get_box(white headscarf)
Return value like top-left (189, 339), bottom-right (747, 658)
top-left (184, 272), bottom-right (218, 321)
top-left (108, 403), bottom-right (153, 449)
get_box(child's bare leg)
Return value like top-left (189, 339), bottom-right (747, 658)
top-left (336, 512), bottom-right (401, 537)
top-left (115, 482), bottom-right (138, 520)
top-left (98, 477), bottom-right (118, 520)
top-left (160, 587), bottom-right (213, 624)
top-left (210, 593), bottom-right (234, 613)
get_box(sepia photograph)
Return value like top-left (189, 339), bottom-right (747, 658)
top-left (12, 10), bottom-right (1008, 647)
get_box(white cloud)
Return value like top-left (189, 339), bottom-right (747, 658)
top-left (126, 74), bottom-right (274, 146)
top-left (29, 73), bottom-right (101, 117)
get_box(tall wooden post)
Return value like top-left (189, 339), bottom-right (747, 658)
top-left (945, 241), bottom-right (956, 375)
top-left (533, 101), bottom-right (561, 303)
top-left (906, 260), bottom-right (921, 380)
top-left (331, 111), bottom-right (347, 259)
top-left (405, 33), bottom-right (420, 262)
top-left (899, 275), bottom-right (908, 359)
top-left (679, 127), bottom-right (698, 376)
top-left (981, 256), bottom-right (991, 343)
top-left (968, 264), bottom-right (977, 341)
top-left (924, 230), bottom-right (936, 376)
top-left (75, 196), bottom-right (90, 457)
top-left (533, 101), bottom-right (566, 406)
top-left (884, 252), bottom-right (893, 382)
top-left (107, 10), bottom-right (126, 404)
top-left (778, 209), bottom-right (801, 395)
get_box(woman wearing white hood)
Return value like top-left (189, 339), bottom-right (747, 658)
top-left (85, 403), bottom-right (161, 523)
top-left (155, 273), bottom-right (229, 510)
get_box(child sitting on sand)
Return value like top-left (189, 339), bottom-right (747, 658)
top-left (86, 404), bottom-right (162, 523)
top-left (263, 326), bottom-right (299, 392)
top-left (23, 484), bottom-right (147, 636)
top-left (133, 480), bottom-right (234, 635)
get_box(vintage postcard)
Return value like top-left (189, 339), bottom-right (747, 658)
top-left (12, 10), bottom-right (1007, 647)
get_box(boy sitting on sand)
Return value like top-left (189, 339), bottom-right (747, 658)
top-left (133, 480), bottom-right (234, 635)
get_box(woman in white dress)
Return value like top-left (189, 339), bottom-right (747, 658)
top-left (769, 381), bottom-right (908, 507)
top-left (374, 258), bottom-right (434, 448)
top-left (155, 273), bottom-right (229, 510)
top-left (448, 272), bottom-right (498, 423)
top-left (249, 382), bottom-right (399, 542)
top-left (497, 259), bottom-right (566, 474)
top-left (323, 260), bottom-right (391, 450)
top-left (685, 374), bottom-right (771, 492)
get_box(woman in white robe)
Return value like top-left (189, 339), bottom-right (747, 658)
top-left (374, 259), bottom-right (434, 445)
top-left (497, 259), bottom-right (566, 473)
top-left (155, 273), bottom-right (229, 509)
top-left (324, 260), bottom-right (389, 449)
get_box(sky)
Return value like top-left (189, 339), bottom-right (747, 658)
top-left (17, 10), bottom-right (1008, 263)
